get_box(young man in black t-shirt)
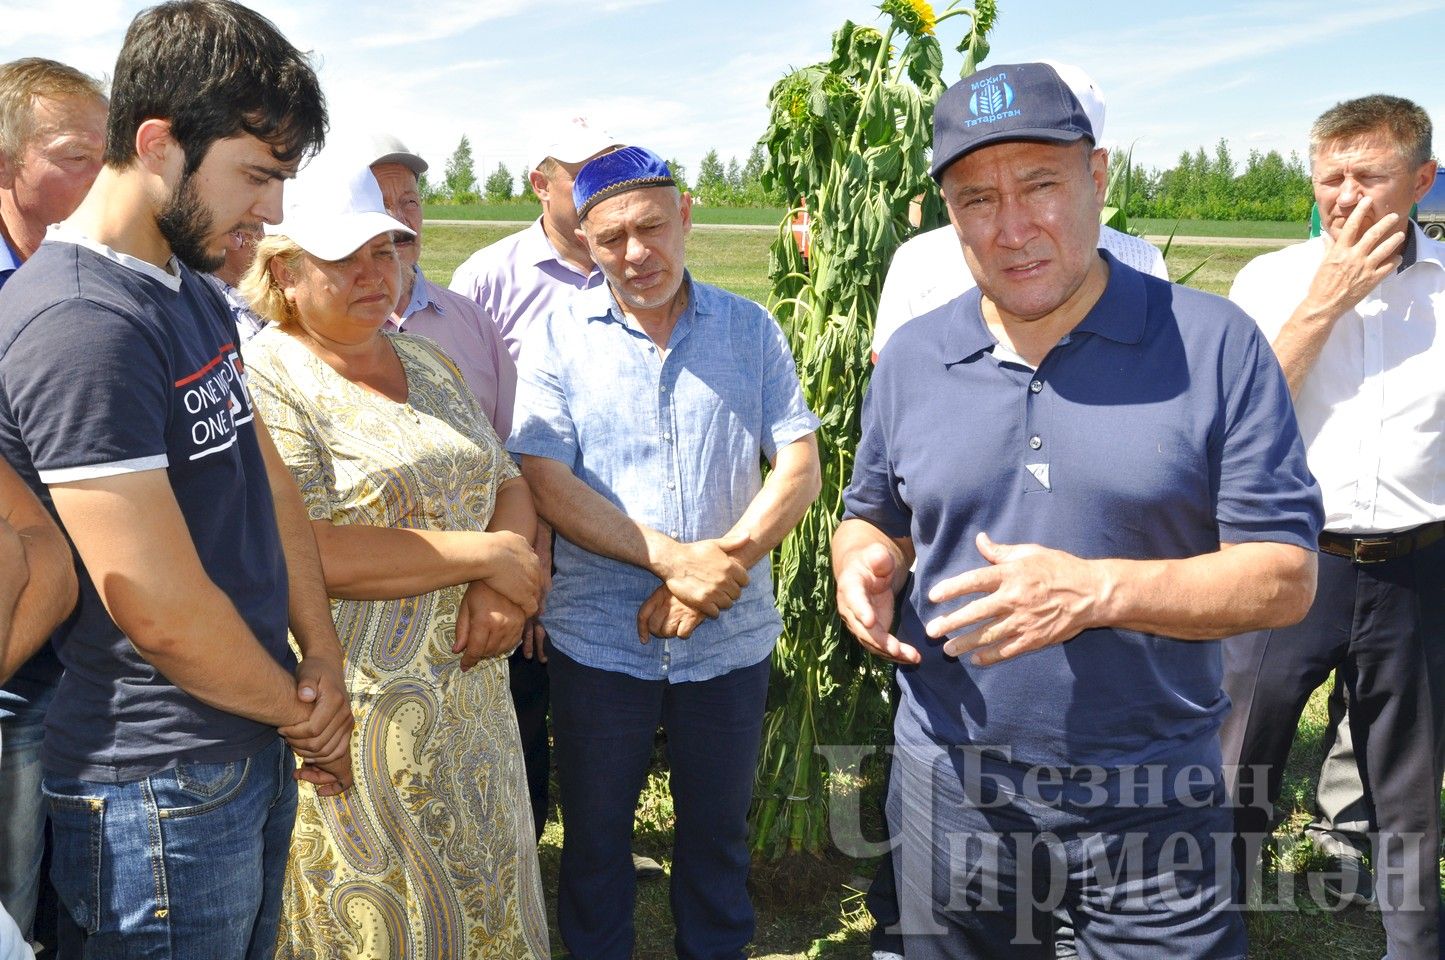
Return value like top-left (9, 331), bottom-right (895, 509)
top-left (0, 3), bottom-right (352, 955)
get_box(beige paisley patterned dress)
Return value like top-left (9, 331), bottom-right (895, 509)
top-left (245, 326), bottom-right (548, 960)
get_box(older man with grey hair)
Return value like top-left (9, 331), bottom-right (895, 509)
top-left (511, 145), bottom-right (821, 958)
top-left (0, 55), bottom-right (104, 949)
top-left (1223, 94), bottom-right (1445, 960)
top-left (367, 134), bottom-right (516, 437)
top-left (0, 58), bottom-right (106, 288)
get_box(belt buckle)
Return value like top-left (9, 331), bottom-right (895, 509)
top-left (1352, 536), bottom-right (1395, 564)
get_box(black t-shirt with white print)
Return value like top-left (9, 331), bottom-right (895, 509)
top-left (0, 231), bottom-right (293, 782)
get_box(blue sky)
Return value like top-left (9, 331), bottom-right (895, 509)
top-left (4, 0), bottom-right (1443, 188)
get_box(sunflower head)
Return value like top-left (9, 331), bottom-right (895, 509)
top-left (880, 0), bottom-right (937, 37)
top-left (973, 0), bottom-right (997, 34)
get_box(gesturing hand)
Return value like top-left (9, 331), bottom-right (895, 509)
top-left (657, 532), bottom-right (752, 618)
top-left (836, 541), bottom-right (918, 665)
top-left (636, 584), bottom-right (706, 645)
top-left (1306, 195), bottom-right (1405, 321)
top-left (925, 532), bottom-right (1105, 666)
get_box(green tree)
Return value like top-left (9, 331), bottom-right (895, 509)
top-left (519, 175), bottom-right (538, 202)
top-left (484, 162), bottom-right (515, 201)
top-left (741, 144), bottom-right (766, 188)
top-left (725, 156), bottom-right (742, 192)
top-left (1137, 142), bottom-right (1312, 222)
top-left (417, 171), bottom-right (443, 204)
top-left (664, 157), bottom-right (689, 193)
top-left (695, 149), bottom-right (727, 202)
top-left (443, 135), bottom-right (478, 203)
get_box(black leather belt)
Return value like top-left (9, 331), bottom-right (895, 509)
top-left (1318, 520), bottom-right (1445, 564)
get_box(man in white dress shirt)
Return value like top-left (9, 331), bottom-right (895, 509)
top-left (1222, 94), bottom-right (1445, 960)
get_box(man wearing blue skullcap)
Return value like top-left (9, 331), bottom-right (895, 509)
top-left (832, 61), bottom-right (1323, 958)
top-left (508, 145), bottom-right (822, 958)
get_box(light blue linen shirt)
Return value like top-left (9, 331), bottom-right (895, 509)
top-left (508, 275), bottom-right (819, 682)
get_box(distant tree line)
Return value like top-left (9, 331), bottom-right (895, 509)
top-left (690, 145), bottom-right (786, 206)
top-left (1110, 139), bottom-right (1314, 223)
top-left (424, 134), bottom-right (1314, 220)
top-left (421, 135), bottom-right (526, 205)
top-left (424, 136), bottom-right (786, 208)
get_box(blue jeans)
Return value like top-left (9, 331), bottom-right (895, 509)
top-left (549, 647), bottom-right (771, 960)
top-left (43, 736), bottom-right (297, 960)
top-left (0, 687), bottom-right (51, 940)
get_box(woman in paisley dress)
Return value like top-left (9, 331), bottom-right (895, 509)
top-left (240, 157), bottom-right (549, 959)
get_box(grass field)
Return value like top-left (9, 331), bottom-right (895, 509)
top-left (424, 201), bottom-right (789, 226)
top-left (1133, 217), bottom-right (1307, 240)
top-left (422, 221), bottom-right (1247, 301)
top-left (421, 221), bottom-right (776, 303)
top-left (417, 222), bottom-right (1417, 959)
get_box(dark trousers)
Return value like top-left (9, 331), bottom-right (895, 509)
top-left (508, 646), bottom-right (550, 840)
top-left (549, 647), bottom-right (771, 960)
top-left (1221, 539), bottom-right (1445, 960)
top-left (867, 670), bottom-right (904, 955)
top-left (888, 743), bottom-right (1244, 960)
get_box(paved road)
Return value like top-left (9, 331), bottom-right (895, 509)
top-left (426, 219), bottom-right (1296, 247)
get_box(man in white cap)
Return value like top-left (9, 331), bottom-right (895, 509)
top-left (871, 61), bottom-right (1167, 361)
top-left (449, 116), bottom-right (617, 360)
top-left (367, 133), bottom-right (516, 438)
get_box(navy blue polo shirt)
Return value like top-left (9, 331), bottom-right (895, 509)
top-left (845, 253), bottom-right (1321, 790)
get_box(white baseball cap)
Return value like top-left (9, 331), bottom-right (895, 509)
top-left (537, 115), bottom-right (621, 168)
top-left (1041, 60), bottom-right (1105, 142)
top-left (268, 152), bottom-right (414, 261)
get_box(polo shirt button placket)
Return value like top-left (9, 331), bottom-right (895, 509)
top-left (1029, 435), bottom-right (1043, 450)
top-left (1029, 379), bottom-right (1043, 394)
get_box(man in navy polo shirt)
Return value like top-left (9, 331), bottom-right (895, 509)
top-left (834, 61), bottom-right (1323, 958)
top-left (0, 2), bottom-right (352, 956)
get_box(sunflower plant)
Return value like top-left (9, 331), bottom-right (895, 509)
top-left (750, 0), bottom-right (998, 859)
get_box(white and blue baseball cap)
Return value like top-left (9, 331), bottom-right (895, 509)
top-left (931, 61), bottom-right (1104, 180)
